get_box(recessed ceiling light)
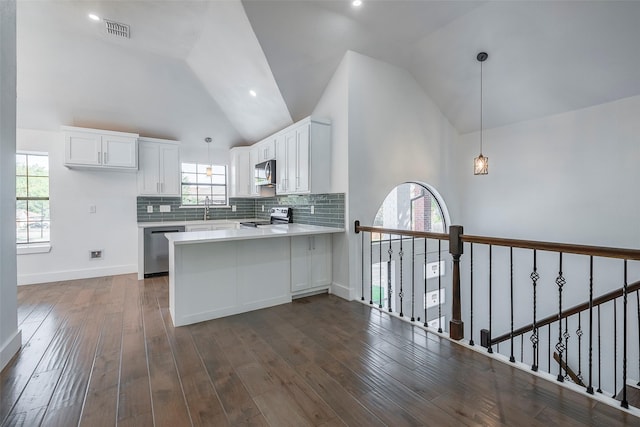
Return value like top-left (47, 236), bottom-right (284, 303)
top-left (352, 0), bottom-right (362, 7)
top-left (88, 13), bottom-right (101, 21)
top-left (249, 90), bottom-right (257, 97)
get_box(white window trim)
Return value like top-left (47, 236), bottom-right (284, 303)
top-left (17, 243), bottom-right (52, 255)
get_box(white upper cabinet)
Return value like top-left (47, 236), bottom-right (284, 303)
top-left (275, 117), bottom-right (329, 195)
top-left (137, 137), bottom-right (181, 196)
top-left (63, 126), bottom-right (138, 170)
top-left (229, 146), bottom-right (252, 197)
top-left (228, 116), bottom-right (330, 197)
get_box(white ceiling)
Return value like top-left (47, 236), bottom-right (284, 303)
top-left (16, 1), bottom-right (640, 150)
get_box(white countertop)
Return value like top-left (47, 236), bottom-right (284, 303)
top-left (137, 219), bottom-right (258, 228)
top-left (165, 223), bottom-right (344, 245)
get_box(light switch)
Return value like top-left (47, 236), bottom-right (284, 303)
top-left (310, 206), bottom-right (315, 215)
top-left (147, 205), bottom-right (153, 213)
top-left (89, 205), bottom-right (96, 214)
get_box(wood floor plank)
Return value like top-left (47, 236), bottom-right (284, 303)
top-left (3, 277), bottom-right (637, 427)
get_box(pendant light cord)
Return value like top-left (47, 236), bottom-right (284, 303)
top-left (480, 59), bottom-right (483, 155)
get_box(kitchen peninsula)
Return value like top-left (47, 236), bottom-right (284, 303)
top-left (166, 224), bottom-right (343, 326)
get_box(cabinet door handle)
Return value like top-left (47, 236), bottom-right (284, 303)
top-left (98, 151), bottom-right (101, 164)
top-left (157, 182), bottom-right (160, 193)
top-left (312, 236), bottom-right (315, 250)
top-left (104, 152), bottom-right (108, 164)
top-left (308, 237), bottom-right (312, 251)
top-left (161, 183), bottom-right (164, 193)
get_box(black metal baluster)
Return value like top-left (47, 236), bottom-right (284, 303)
top-left (548, 323), bottom-right (551, 372)
top-left (399, 236), bottom-right (404, 317)
top-left (510, 247), bottom-right (515, 363)
top-left (520, 335), bottom-right (524, 363)
top-left (469, 243), bottom-right (475, 346)
top-left (597, 304), bottom-right (602, 393)
top-left (437, 239), bottom-right (442, 333)
top-left (423, 238), bottom-right (428, 327)
top-left (577, 312), bottom-right (583, 386)
top-left (587, 256), bottom-right (594, 394)
top-left (613, 299), bottom-right (617, 398)
top-left (530, 249), bottom-right (539, 371)
top-left (622, 260), bottom-right (628, 408)
top-left (379, 233), bottom-right (383, 309)
top-left (555, 252), bottom-right (565, 382)
top-left (564, 317), bottom-right (570, 381)
top-left (411, 237), bottom-right (415, 321)
top-left (488, 245), bottom-right (493, 354)
top-left (388, 233), bottom-right (393, 312)
top-left (362, 231), bottom-right (366, 302)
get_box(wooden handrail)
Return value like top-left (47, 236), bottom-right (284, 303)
top-left (491, 280), bottom-right (640, 345)
top-left (354, 222), bottom-right (449, 241)
top-left (462, 235), bottom-right (640, 260)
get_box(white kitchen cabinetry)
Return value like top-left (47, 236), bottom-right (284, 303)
top-left (185, 223), bottom-right (238, 232)
top-left (290, 234), bottom-right (332, 294)
top-left (229, 147), bottom-right (252, 197)
top-left (275, 117), bottom-right (330, 195)
top-left (256, 139), bottom-right (276, 162)
top-left (249, 146), bottom-right (260, 196)
top-left (63, 126), bottom-right (138, 170)
top-left (137, 138), bottom-right (181, 196)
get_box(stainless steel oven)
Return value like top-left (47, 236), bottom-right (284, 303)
top-left (240, 207), bottom-right (292, 228)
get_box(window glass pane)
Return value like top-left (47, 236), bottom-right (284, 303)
top-left (16, 155), bottom-right (27, 175)
top-left (211, 175), bottom-right (226, 185)
top-left (196, 164), bottom-right (209, 174)
top-left (211, 186), bottom-right (226, 196)
top-left (210, 196), bottom-right (226, 205)
top-left (182, 172), bottom-right (197, 185)
top-left (182, 184), bottom-right (198, 197)
top-left (182, 163), bottom-right (197, 173)
top-left (182, 194), bottom-right (197, 205)
top-left (197, 173), bottom-right (212, 184)
top-left (16, 176), bottom-right (27, 198)
top-left (197, 185), bottom-right (213, 196)
top-left (372, 182), bottom-right (446, 234)
top-left (212, 165), bottom-right (226, 175)
top-left (28, 155), bottom-right (48, 176)
top-left (28, 176), bottom-right (49, 198)
top-left (17, 153), bottom-right (50, 244)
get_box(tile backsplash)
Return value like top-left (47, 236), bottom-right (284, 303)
top-left (137, 193), bottom-right (345, 228)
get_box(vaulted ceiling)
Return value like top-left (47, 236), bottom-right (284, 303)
top-left (16, 1), bottom-right (640, 151)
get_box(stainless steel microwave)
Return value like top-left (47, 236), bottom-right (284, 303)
top-left (255, 160), bottom-right (276, 186)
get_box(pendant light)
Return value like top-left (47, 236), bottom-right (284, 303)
top-left (205, 137), bottom-right (213, 176)
top-left (474, 52), bottom-right (489, 175)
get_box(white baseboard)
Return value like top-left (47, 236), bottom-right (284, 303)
top-left (0, 329), bottom-right (22, 372)
top-left (17, 264), bottom-right (138, 285)
top-left (330, 281), bottom-right (353, 300)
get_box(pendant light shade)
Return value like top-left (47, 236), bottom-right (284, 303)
top-left (474, 51), bottom-right (488, 175)
top-left (205, 137), bottom-right (212, 176)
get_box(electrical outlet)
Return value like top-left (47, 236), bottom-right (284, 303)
top-left (425, 260), bottom-right (445, 279)
top-left (89, 205), bottom-right (96, 214)
top-left (160, 205), bottom-right (171, 213)
top-left (90, 250), bottom-right (103, 260)
top-left (261, 205), bottom-right (265, 212)
top-left (424, 289), bottom-right (446, 309)
top-left (310, 205), bottom-right (315, 215)
top-left (147, 205), bottom-right (153, 213)
top-left (232, 205), bottom-right (237, 212)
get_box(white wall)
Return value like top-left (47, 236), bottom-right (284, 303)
top-left (312, 52), bottom-right (350, 298)
top-left (453, 95), bottom-right (640, 247)
top-left (319, 51), bottom-right (457, 300)
top-left (16, 128), bottom-right (138, 284)
top-left (0, 0), bottom-right (21, 371)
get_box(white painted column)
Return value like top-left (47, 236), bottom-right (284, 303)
top-left (0, 0), bottom-right (21, 371)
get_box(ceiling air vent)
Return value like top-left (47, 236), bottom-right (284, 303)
top-left (104, 19), bottom-right (130, 38)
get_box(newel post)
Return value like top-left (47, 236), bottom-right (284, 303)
top-left (449, 225), bottom-right (464, 340)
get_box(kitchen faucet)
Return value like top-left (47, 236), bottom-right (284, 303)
top-left (203, 196), bottom-right (211, 221)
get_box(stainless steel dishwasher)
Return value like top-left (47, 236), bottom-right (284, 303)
top-left (144, 225), bottom-right (185, 277)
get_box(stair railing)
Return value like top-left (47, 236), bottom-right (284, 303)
top-left (354, 221), bottom-right (640, 409)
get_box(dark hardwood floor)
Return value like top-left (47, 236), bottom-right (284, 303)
top-left (1, 274), bottom-right (636, 426)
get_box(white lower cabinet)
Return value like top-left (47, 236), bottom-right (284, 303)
top-left (290, 234), bottom-right (332, 294)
